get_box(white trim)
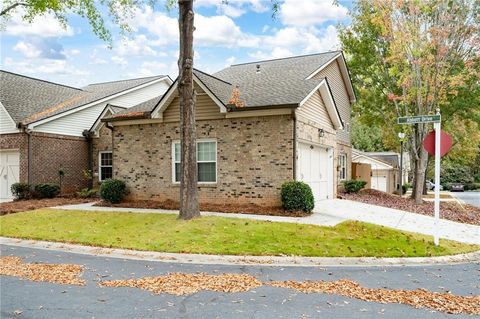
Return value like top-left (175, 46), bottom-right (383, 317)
top-left (299, 79), bottom-right (343, 130)
top-left (306, 53), bottom-right (342, 80)
top-left (28, 76), bottom-right (171, 129)
top-left (306, 53), bottom-right (356, 103)
top-left (152, 75), bottom-right (226, 119)
top-left (0, 102), bottom-right (21, 134)
top-left (226, 108), bottom-right (292, 118)
top-left (352, 153), bottom-right (394, 170)
top-left (172, 139), bottom-right (217, 184)
top-left (98, 151), bottom-right (113, 181)
top-left (90, 105), bottom-right (116, 137)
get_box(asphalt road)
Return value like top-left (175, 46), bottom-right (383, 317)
top-left (450, 191), bottom-right (480, 208)
top-left (1, 245), bottom-right (479, 319)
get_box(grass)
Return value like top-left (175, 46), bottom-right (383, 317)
top-left (0, 209), bottom-right (477, 257)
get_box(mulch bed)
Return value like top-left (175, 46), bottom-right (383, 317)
top-left (0, 197), bottom-right (94, 215)
top-left (95, 199), bottom-right (310, 217)
top-left (341, 189), bottom-right (480, 226)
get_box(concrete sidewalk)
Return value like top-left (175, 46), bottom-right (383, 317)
top-left (53, 200), bottom-right (480, 245)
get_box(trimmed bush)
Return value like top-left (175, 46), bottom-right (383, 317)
top-left (11, 183), bottom-right (31, 200)
top-left (281, 181), bottom-right (314, 212)
top-left (77, 188), bottom-right (98, 199)
top-left (343, 180), bottom-right (367, 193)
top-left (34, 184), bottom-right (60, 199)
top-left (100, 179), bottom-right (126, 204)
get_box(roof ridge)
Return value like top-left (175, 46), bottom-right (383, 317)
top-left (86, 75), bottom-right (166, 86)
top-left (193, 68), bottom-right (232, 85)
top-left (0, 69), bottom-right (83, 91)
top-left (229, 51), bottom-right (342, 67)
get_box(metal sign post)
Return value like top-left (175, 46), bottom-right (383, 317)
top-left (398, 112), bottom-right (442, 246)
top-left (433, 119), bottom-right (441, 246)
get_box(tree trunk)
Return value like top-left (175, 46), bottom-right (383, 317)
top-left (411, 123), bottom-right (428, 204)
top-left (177, 0), bottom-right (199, 220)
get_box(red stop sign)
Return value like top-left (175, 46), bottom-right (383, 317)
top-left (423, 130), bottom-right (452, 157)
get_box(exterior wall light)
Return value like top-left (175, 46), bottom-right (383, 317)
top-left (318, 128), bottom-right (325, 137)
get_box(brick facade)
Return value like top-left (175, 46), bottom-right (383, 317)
top-left (113, 115), bottom-right (294, 206)
top-left (0, 132), bottom-right (89, 194)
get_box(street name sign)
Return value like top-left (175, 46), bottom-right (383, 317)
top-left (397, 115), bottom-right (441, 124)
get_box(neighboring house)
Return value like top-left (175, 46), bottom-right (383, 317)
top-left (0, 70), bottom-right (172, 201)
top-left (352, 149), bottom-right (400, 194)
top-left (99, 51), bottom-right (356, 206)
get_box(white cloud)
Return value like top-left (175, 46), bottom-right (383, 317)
top-left (4, 10), bottom-right (74, 37)
top-left (280, 0), bottom-right (348, 26)
top-left (130, 61), bottom-right (168, 77)
top-left (13, 41), bottom-right (41, 58)
top-left (111, 56), bottom-right (128, 68)
top-left (4, 57), bottom-right (88, 76)
top-left (116, 35), bottom-right (160, 57)
top-left (225, 56), bottom-right (236, 66)
top-left (248, 47), bottom-right (293, 60)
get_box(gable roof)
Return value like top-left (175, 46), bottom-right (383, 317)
top-left (0, 70), bottom-right (168, 126)
top-left (213, 51), bottom-right (341, 107)
top-left (352, 149), bottom-right (395, 169)
top-left (106, 96), bottom-right (163, 121)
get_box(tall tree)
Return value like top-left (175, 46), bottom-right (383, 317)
top-left (339, 0), bottom-right (480, 203)
top-left (177, 0), bottom-right (199, 219)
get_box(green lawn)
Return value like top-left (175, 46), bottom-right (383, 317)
top-left (0, 209), bottom-right (477, 257)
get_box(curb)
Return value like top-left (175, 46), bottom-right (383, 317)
top-left (1, 237), bottom-right (480, 267)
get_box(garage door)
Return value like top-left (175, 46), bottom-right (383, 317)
top-left (371, 172), bottom-right (387, 192)
top-left (298, 143), bottom-right (333, 201)
top-left (0, 150), bottom-right (20, 202)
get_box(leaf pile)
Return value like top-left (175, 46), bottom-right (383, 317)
top-left (0, 256), bottom-right (85, 286)
top-left (342, 189), bottom-right (480, 225)
top-left (268, 279), bottom-right (480, 315)
top-left (100, 272), bottom-right (262, 295)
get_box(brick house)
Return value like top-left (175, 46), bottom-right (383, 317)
top-left (98, 52), bottom-right (356, 207)
top-left (0, 71), bottom-right (172, 201)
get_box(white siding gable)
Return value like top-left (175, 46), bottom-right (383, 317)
top-left (34, 79), bottom-right (170, 137)
top-left (0, 102), bottom-right (19, 134)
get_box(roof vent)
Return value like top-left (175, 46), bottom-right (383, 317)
top-left (256, 64), bottom-right (261, 74)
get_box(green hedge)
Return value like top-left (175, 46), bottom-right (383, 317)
top-left (343, 180), bottom-right (367, 193)
top-left (34, 184), bottom-right (60, 199)
top-left (281, 181), bottom-right (314, 212)
top-left (11, 183), bottom-right (31, 200)
top-left (100, 179), bottom-right (126, 204)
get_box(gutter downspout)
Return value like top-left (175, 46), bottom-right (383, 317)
top-left (292, 111), bottom-right (297, 181)
top-left (19, 124), bottom-right (33, 185)
top-left (82, 130), bottom-right (94, 189)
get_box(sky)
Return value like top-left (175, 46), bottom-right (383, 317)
top-left (0, 0), bottom-right (353, 88)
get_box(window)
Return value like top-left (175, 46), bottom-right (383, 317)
top-left (338, 154), bottom-right (347, 180)
top-left (99, 151), bottom-right (113, 181)
top-left (173, 140), bottom-right (217, 183)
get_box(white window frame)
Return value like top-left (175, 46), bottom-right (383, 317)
top-left (99, 151), bottom-right (113, 181)
top-left (172, 139), bottom-right (217, 184)
top-left (339, 154), bottom-right (347, 181)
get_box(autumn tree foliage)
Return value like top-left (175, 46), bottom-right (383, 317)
top-left (340, 0), bottom-right (480, 203)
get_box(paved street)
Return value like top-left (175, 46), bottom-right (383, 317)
top-left (1, 244), bottom-right (479, 319)
top-left (451, 191), bottom-right (480, 208)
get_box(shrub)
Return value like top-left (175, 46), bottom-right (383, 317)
top-left (343, 180), bottom-right (367, 193)
top-left (281, 181), bottom-right (314, 212)
top-left (34, 184), bottom-right (60, 199)
top-left (100, 179), bottom-right (126, 204)
top-left (464, 183), bottom-right (480, 191)
top-left (10, 183), bottom-right (31, 200)
top-left (77, 188), bottom-right (98, 198)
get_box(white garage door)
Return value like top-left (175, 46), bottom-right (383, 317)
top-left (371, 172), bottom-right (387, 192)
top-left (0, 150), bottom-right (20, 202)
top-left (298, 143), bottom-right (333, 201)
